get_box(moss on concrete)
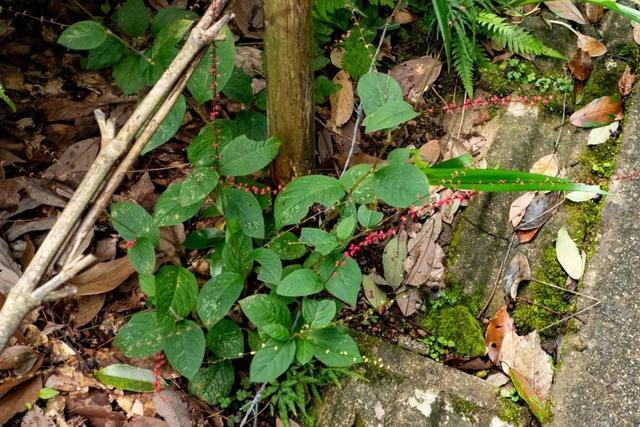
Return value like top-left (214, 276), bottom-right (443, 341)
top-left (451, 396), bottom-right (481, 420)
top-left (498, 397), bottom-right (525, 425)
top-left (421, 305), bottom-right (486, 357)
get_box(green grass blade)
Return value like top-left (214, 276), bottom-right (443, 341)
top-left (432, 0), bottom-right (452, 66)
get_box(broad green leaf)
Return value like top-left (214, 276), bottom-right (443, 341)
top-left (94, 364), bottom-right (162, 392)
top-left (323, 257), bottom-right (362, 306)
top-left (300, 228), bottom-right (339, 255)
top-left (82, 37), bottom-right (125, 70)
top-left (363, 100), bottom-right (418, 133)
top-left (357, 205), bottom-right (383, 228)
top-left (388, 148), bottom-right (411, 164)
top-left (250, 339), bottom-right (295, 382)
top-left (383, 235), bottom-right (407, 289)
top-left (206, 319), bottom-right (244, 359)
top-left (509, 367), bottom-right (551, 422)
top-left (357, 71), bottom-right (403, 115)
top-left (142, 95), bottom-right (186, 154)
top-left (188, 361), bottom-right (234, 405)
top-left (432, 0), bottom-right (452, 64)
top-left (180, 167), bottom-right (218, 206)
top-left (184, 228), bottom-right (225, 250)
top-left (197, 272), bottom-right (244, 329)
top-left (221, 227), bottom-right (254, 276)
top-left (57, 21), bottom-right (107, 50)
top-left (219, 136), bottom-right (280, 177)
top-left (295, 338), bottom-right (315, 365)
top-left (114, 0), bottom-right (149, 38)
top-left (302, 299), bottom-right (336, 329)
top-left (115, 311), bottom-right (167, 358)
top-left (151, 7), bottom-right (197, 36)
top-left (250, 248), bottom-right (282, 284)
top-left (335, 216), bottom-right (356, 240)
top-left (188, 26), bottom-right (235, 102)
top-left (151, 18), bottom-right (193, 67)
top-left (222, 67), bottom-right (253, 104)
top-left (233, 110), bottom-right (267, 141)
top-left (340, 164), bottom-right (377, 204)
top-left (111, 202), bottom-right (159, 244)
top-left (375, 163), bottom-right (429, 208)
top-left (432, 153), bottom-right (473, 169)
top-left (274, 175), bottom-right (345, 229)
top-left (309, 327), bottom-right (362, 367)
top-left (163, 320), bottom-right (205, 380)
top-left (154, 182), bottom-right (203, 226)
top-left (362, 273), bottom-right (388, 309)
top-left (187, 119), bottom-right (234, 166)
top-left (270, 232), bottom-right (307, 260)
top-left (155, 265), bottom-right (198, 322)
top-left (38, 388), bottom-right (59, 400)
top-left (139, 273), bottom-right (156, 297)
top-left (262, 323), bottom-right (290, 341)
top-left (239, 294), bottom-right (292, 329)
top-left (113, 54), bottom-right (150, 94)
top-left (128, 237), bottom-right (155, 275)
top-left (222, 188), bottom-right (264, 239)
top-left (276, 268), bottom-right (323, 297)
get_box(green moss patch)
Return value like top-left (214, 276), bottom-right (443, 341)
top-left (421, 305), bottom-right (485, 357)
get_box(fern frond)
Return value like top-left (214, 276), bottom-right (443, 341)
top-left (452, 28), bottom-right (475, 97)
top-left (477, 11), bottom-right (565, 59)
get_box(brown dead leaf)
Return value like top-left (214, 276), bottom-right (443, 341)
top-left (1, 236), bottom-right (22, 294)
top-left (509, 192), bottom-right (536, 228)
top-left (567, 49), bottom-right (592, 81)
top-left (530, 154), bottom-right (559, 177)
top-left (419, 140), bottom-right (441, 165)
top-left (517, 192), bottom-right (560, 231)
top-left (71, 256), bottom-right (135, 296)
top-left (569, 95), bottom-right (623, 128)
top-left (394, 9), bottom-right (419, 24)
top-left (333, 151), bottom-right (380, 168)
top-left (576, 34), bottom-right (607, 57)
top-left (396, 286), bottom-right (422, 317)
top-left (585, 4), bottom-right (604, 23)
top-left (233, 0), bottom-right (263, 39)
top-left (618, 65), bottom-right (635, 96)
top-left (21, 405), bottom-right (55, 427)
top-left (502, 253), bottom-right (531, 300)
top-left (7, 218), bottom-right (56, 241)
top-left (42, 138), bottom-right (99, 186)
top-left (545, 0), bottom-right (587, 24)
top-left (0, 375), bottom-right (42, 425)
top-left (329, 71), bottom-right (354, 131)
top-left (126, 417), bottom-right (169, 427)
top-left (153, 390), bottom-right (193, 427)
top-left (0, 355), bottom-right (43, 399)
top-left (634, 24), bottom-right (640, 45)
top-left (71, 294), bottom-right (106, 327)
top-left (66, 391), bottom-right (127, 425)
top-left (0, 177), bottom-right (26, 210)
top-left (485, 306), bottom-right (515, 365)
top-left (235, 46), bottom-right (263, 77)
top-left (390, 56), bottom-right (442, 105)
top-left (330, 48), bottom-right (345, 69)
top-left (473, 109), bottom-right (491, 126)
top-left (404, 215), bottom-right (445, 286)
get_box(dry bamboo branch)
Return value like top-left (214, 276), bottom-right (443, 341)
top-left (0, 3), bottom-right (233, 352)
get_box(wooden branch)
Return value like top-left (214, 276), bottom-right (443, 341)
top-left (0, 4), bottom-right (233, 352)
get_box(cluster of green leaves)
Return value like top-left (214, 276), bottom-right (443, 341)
top-left (421, 335), bottom-right (456, 361)
top-left (503, 58), bottom-right (573, 93)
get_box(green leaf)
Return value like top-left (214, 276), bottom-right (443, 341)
top-left (270, 232), bottom-right (307, 260)
top-left (302, 299), bottom-right (336, 329)
top-left (309, 327), bottom-right (362, 367)
top-left (113, 54), bottom-right (150, 94)
top-left (94, 364), bottom-right (162, 392)
top-left (154, 182), bottom-right (203, 226)
top-left (362, 273), bottom-right (387, 309)
top-left (222, 67), bottom-right (253, 104)
top-left (250, 339), bottom-right (295, 382)
top-left (221, 228), bottom-right (254, 276)
top-left (222, 188), bottom-right (265, 239)
top-left (188, 362), bottom-right (234, 405)
top-left (274, 175), bottom-right (345, 229)
top-left (151, 7), bottom-right (197, 36)
top-left (187, 119), bottom-right (234, 166)
top-left (115, 311), bottom-right (167, 358)
top-left (57, 21), bottom-right (107, 50)
top-left (128, 237), bottom-right (156, 275)
top-left (357, 71), bottom-right (403, 115)
top-left (188, 25), bottom-right (236, 102)
top-left (335, 216), bottom-right (356, 240)
top-left (151, 18), bottom-right (193, 67)
top-left (155, 265), bottom-right (198, 322)
top-left (38, 388), bottom-right (59, 400)
top-left (163, 320), bottom-right (205, 380)
top-left (388, 148), bottom-right (411, 164)
top-left (219, 136), bottom-right (280, 177)
top-left (262, 323), bottom-right (291, 341)
top-left (111, 202), bottom-right (159, 244)
top-left (339, 164), bottom-right (376, 204)
top-left (276, 268), bottom-right (323, 297)
top-left (82, 37), bottom-right (125, 70)
top-left (314, 75), bottom-right (341, 103)
top-left (295, 339), bottom-right (315, 365)
top-left (324, 257), bottom-right (362, 306)
top-left (180, 167), bottom-right (218, 206)
top-left (139, 273), bottom-right (156, 297)
top-left (382, 236), bottom-right (406, 289)
top-left (363, 100), bottom-right (418, 133)
top-left (233, 111), bottom-right (267, 141)
top-left (142, 95), bottom-right (186, 154)
top-left (357, 205), bottom-right (383, 228)
top-left (300, 228), bottom-right (339, 255)
top-left (239, 294), bottom-right (292, 329)
top-left (432, 0), bottom-right (452, 65)
top-left (0, 83), bottom-right (15, 112)
top-left (114, 0), bottom-right (149, 38)
top-left (250, 248), bottom-right (282, 284)
top-left (197, 272), bottom-right (244, 329)
top-left (206, 319), bottom-right (244, 359)
top-left (432, 153), bottom-right (473, 169)
top-left (375, 163), bottom-right (429, 208)
top-left (184, 228), bottom-right (225, 250)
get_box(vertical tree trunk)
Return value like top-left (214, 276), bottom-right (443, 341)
top-left (263, 0), bottom-right (315, 182)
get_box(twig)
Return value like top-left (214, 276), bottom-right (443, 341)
top-left (239, 383), bottom-right (267, 427)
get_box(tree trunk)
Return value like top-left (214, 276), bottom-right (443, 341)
top-left (263, 0), bottom-right (315, 182)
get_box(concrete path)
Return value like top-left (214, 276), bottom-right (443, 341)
top-left (550, 89), bottom-right (640, 426)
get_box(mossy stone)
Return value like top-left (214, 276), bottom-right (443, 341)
top-left (422, 305), bottom-right (485, 357)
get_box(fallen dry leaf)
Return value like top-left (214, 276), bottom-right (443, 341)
top-left (21, 405), bottom-right (55, 427)
top-left (0, 375), bottom-right (43, 425)
top-left (565, 191), bottom-right (598, 202)
top-left (390, 55), bottom-right (442, 104)
top-left (396, 286), bottom-right (421, 317)
top-left (518, 228), bottom-right (540, 243)
top-left (576, 34), bottom-right (607, 57)
top-left (485, 306), bottom-right (515, 365)
top-left (569, 95), bottom-right (623, 128)
top-left (634, 24), bottom-right (640, 45)
top-left (42, 138), bottom-right (100, 186)
top-left (0, 236), bottom-right (21, 294)
top-left (404, 215), bottom-right (445, 286)
top-left (394, 9), bottom-right (419, 24)
top-left (382, 231), bottom-right (408, 290)
top-left (530, 154), bottom-right (559, 177)
top-left (618, 65), bottom-right (635, 96)
top-left (545, 0), bottom-right (587, 24)
top-left (126, 417), bottom-right (170, 427)
top-left (556, 227), bottom-right (584, 280)
top-left (71, 294), bottom-right (106, 327)
top-left (329, 70), bottom-right (354, 131)
top-left (585, 4), bottom-right (604, 23)
top-left (71, 256), bottom-right (135, 296)
top-left (419, 140), bottom-right (441, 165)
top-left (235, 46), bottom-right (263, 77)
top-left (7, 218), bottom-right (56, 241)
top-left (153, 390), bottom-right (193, 427)
top-left (587, 121), bottom-right (619, 146)
top-left (502, 253), bottom-right (530, 300)
top-left (232, 0), bottom-right (263, 39)
top-left (509, 192), bottom-right (536, 228)
top-left (567, 49), bottom-right (592, 81)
